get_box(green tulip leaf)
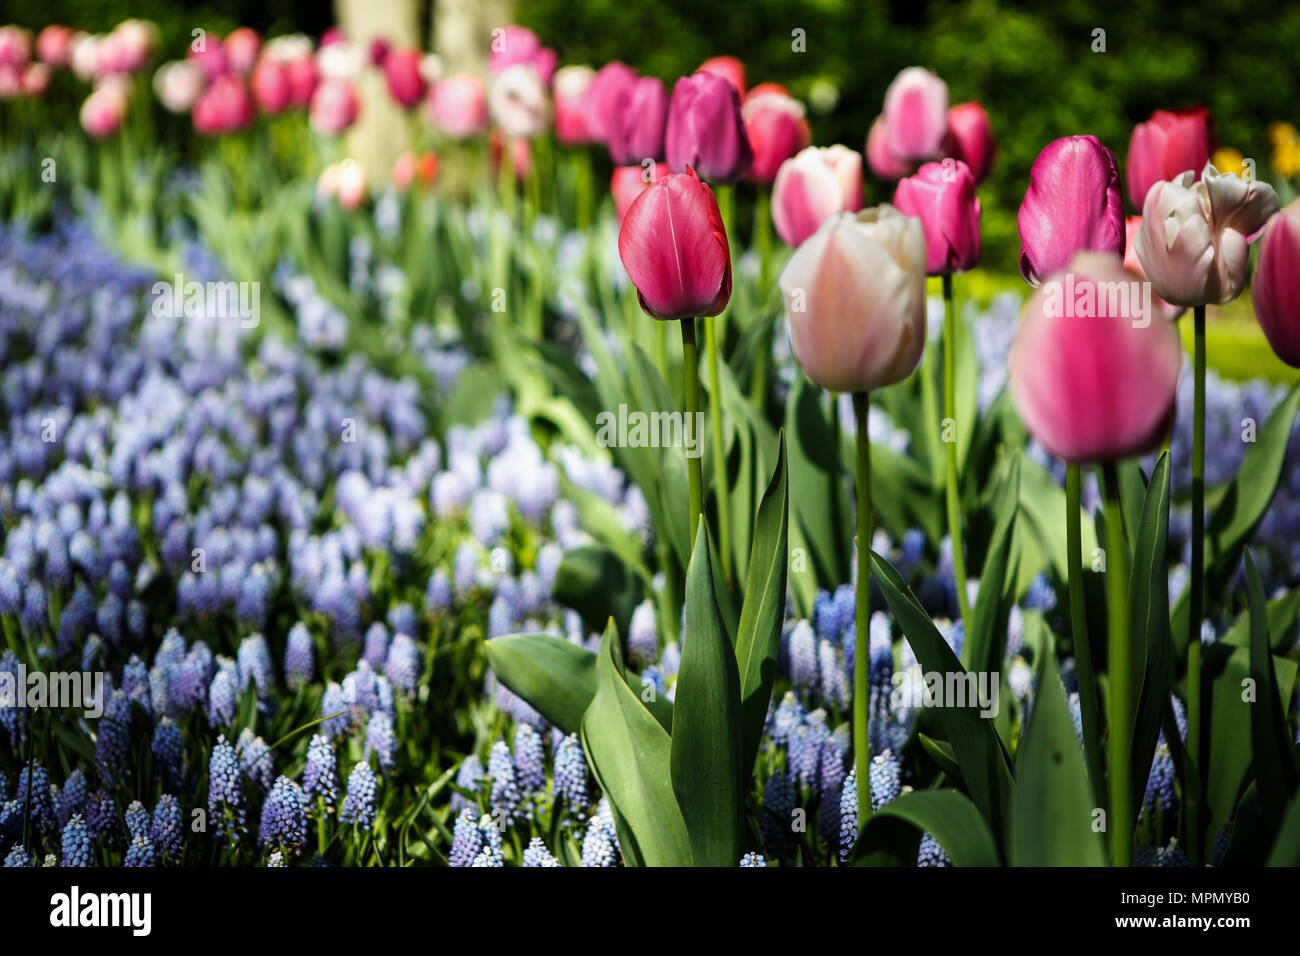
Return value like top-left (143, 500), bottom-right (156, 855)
top-left (1245, 550), bottom-right (1300, 826)
top-left (552, 543), bottom-right (642, 639)
top-left (856, 789), bottom-right (1000, 867)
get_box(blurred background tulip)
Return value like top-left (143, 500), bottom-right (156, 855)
top-left (696, 54), bottom-right (745, 98)
top-left (383, 47), bottom-right (427, 109)
top-left (1252, 199), bottom-right (1300, 366)
top-left (429, 74), bottom-right (487, 139)
top-left (944, 101), bottom-right (996, 183)
top-left (309, 76), bottom-right (360, 135)
top-left (1018, 134), bottom-right (1124, 285)
top-left (612, 162), bottom-right (667, 222)
top-left (1123, 216), bottom-right (1184, 322)
top-left (742, 85), bottom-right (811, 184)
top-left (866, 114), bottom-right (914, 181)
top-left (882, 67), bottom-right (948, 162)
top-left (893, 159), bottom-right (982, 274)
top-left (488, 62), bottom-right (549, 140)
top-left (224, 26), bottom-right (261, 76)
top-left (771, 145), bottom-right (863, 248)
top-left (780, 204), bottom-right (926, 393)
top-left (192, 74), bottom-right (252, 135)
top-left (608, 75), bottom-right (668, 164)
top-left (1125, 106), bottom-right (1213, 209)
top-left (665, 70), bottom-right (753, 184)
top-left (552, 64), bottom-right (595, 144)
top-left (582, 60), bottom-right (636, 147)
top-left (153, 59), bottom-right (203, 114)
top-left (79, 83), bottom-right (127, 138)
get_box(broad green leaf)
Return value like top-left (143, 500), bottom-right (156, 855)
top-left (785, 372), bottom-right (849, 593)
top-left (671, 525), bottom-right (746, 866)
top-left (735, 433), bottom-right (789, 773)
top-left (1245, 550), bottom-right (1299, 825)
top-left (1009, 644), bottom-right (1106, 866)
top-left (965, 456), bottom-right (1019, 675)
top-left (551, 544), bottom-right (642, 639)
top-left (870, 551), bottom-right (1014, 841)
top-left (856, 789), bottom-right (1000, 867)
top-left (1220, 588), bottom-right (1300, 653)
top-left (581, 621), bottom-right (692, 866)
top-left (1267, 794), bottom-right (1300, 866)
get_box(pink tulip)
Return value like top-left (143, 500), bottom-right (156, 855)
top-left (392, 150), bottom-right (439, 191)
top-left (665, 71), bottom-right (753, 185)
top-left (771, 145), bottom-right (863, 248)
top-left (35, 26), bottom-right (72, 67)
top-left (882, 67), bottom-right (948, 162)
top-left (192, 75), bottom-right (253, 134)
top-left (369, 36), bottom-right (391, 68)
top-left (188, 35), bottom-right (228, 80)
top-left (893, 159), bottom-right (981, 275)
top-left (552, 65), bottom-right (595, 144)
top-left (1135, 163), bottom-right (1280, 308)
top-left (612, 162), bottom-right (667, 222)
top-left (583, 61), bottom-right (637, 146)
top-left (0, 25), bottom-right (32, 67)
top-left (383, 47), bottom-right (426, 109)
top-left (1253, 199), bottom-right (1300, 367)
top-left (97, 20), bottom-right (156, 75)
top-left (865, 114), bottom-right (914, 182)
top-left (490, 130), bottom-right (533, 181)
top-left (153, 60), bottom-right (204, 114)
top-left (251, 58), bottom-right (291, 114)
top-left (1123, 216), bottom-right (1184, 322)
top-left (1008, 253), bottom-right (1183, 463)
top-left (79, 84), bottom-right (128, 139)
top-left (224, 27), bottom-right (261, 75)
top-left (429, 74), bottom-right (487, 139)
top-left (489, 25), bottom-right (556, 85)
top-left (1017, 135), bottom-right (1125, 285)
top-left (0, 65), bottom-right (19, 98)
top-left (1125, 106), bottom-right (1212, 209)
top-left (742, 87), bottom-right (811, 185)
top-left (779, 204), bottom-right (927, 393)
top-left (320, 27), bottom-right (345, 47)
top-left (609, 76), bottom-right (669, 165)
top-left (318, 159), bottom-right (367, 210)
top-left (310, 78), bottom-right (360, 135)
top-left (618, 167), bottom-right (732, 320)
top-left (488, 63), bottom-right (549, 139)
top-left (20, 62), bottom-right (49, 97)
top-left (697, 55), bottom-right (745, 99)
top-left (944, 101), bottom-right (995, 183)
top-left (284, 53), bottom-right (318, 108)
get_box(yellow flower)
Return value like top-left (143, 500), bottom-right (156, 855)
top-left (1276, 142), bottom-right (1300, 178)
top-left (1268, 121), bottom-right (1300, 149)
top-left (1212, 147), bottom-right (1246, 177)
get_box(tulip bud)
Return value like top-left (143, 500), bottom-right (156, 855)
top-left (609, 76), bottom-right (669, 165)
top-left (192, 75), bottom-right (253, 135)
top-left (865, 114), bottom-right (914, 182)
top-left (1018, 135), bottom-right (1125, 285)
top-left (697, 55), bottom-right (746, 99)
top-left (618, 167), bottom-right (732, 320)
top-left (552, 65), bottom-right (595, 145)
top-left (383, 47), bottom-right (426, 109)
top-left (310, 77), bottom-right (360, 135)
top-left (944, 101), bottom-right (995, 182)
top-left (1253, 199), bottom-right (1300, 366)
top-left (488, 63), bottom-right (549, 139)
top-left (882, 67), bottom-right (948, 162)
top-left (665, 71), bottom-right (753, 185)
top-left (612, 162), bottom-right (667, 222)
top-left (742, 88), bottom-right (812, 184)
top-left (80, 84), bottom-right (128, 139)
top-left (771, 145), bottom-right (863, 248)
top-left (583, 61), bottom-right (637, 146)
top-left (780, 204), bottom-right (927, 393)
top-left (429, 74), bottom-right (487, 139)
top-left (153, 60), bottom-right (204, 114)
top-left (1125, 106), bottom-right (1213, 209)
top-left (893, 159), bottom-right (981, 275)
top-left (1135, 163), bottom-right (1280, 307)
top-left (1008, 253), bottom-right (1183, 463)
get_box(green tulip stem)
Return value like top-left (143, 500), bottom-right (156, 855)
top-left (681, 317), bottom-right (704, 546)
top-left (706, 314), bottom-right (734, 586)
top-left (1188, 303), bottom-right (1207, 864)
top-left (853, 390), bottom-right (873, 835)
top-left (1067, 462), bottom-right (1104, 806)
top-left (749, 190), bottom-right (773, 408)
top-left (1102, 462), bottom-right (1132, 867)
top-left (943, 273), bottom-right (971, 624)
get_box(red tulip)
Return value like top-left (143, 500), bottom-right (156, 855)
top-left (944, 101), bottom-right (995, 182)
top-left (612, 162), bottom-right (667, 222)
top-left (665, 71), bottom-right (753, 185)
top-left (1253, 199), bottom-right (1300, 367)
top-left (893, 159), bottom-right (981, 275)
top-left (193, 75), bottom-right (253, 134)
top-left (1008, 253), bottom-right (1182, 463)
top-left (609, 76), bottom-right (669, 165)
top-left (618, 167), bottom-right (732, 320)
top-left (583, 61), bottom-right (637, 146)
top-left (1017, 135), bottom-right (1125, 285)
top-left (697, 55), bottom-right (745, 99)
top-left (552, 65), bottom-right (595, 144)
top-left (429, 74), bottom-right (487, 139)
top-left (310, 78), bottom-right (360, 135)
top-left (771, 145), bottom-right (863, 248)
top-left (742, 87), bottom-right (811, 184)
top-left (1125, 106), bottom-right (1213, 209)
top-left (882, 67), bottom-right (948, 162)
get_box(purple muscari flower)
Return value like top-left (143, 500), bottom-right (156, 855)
top-left (85, 790), bottom-right (119, 844)
top-left (303, 734), bottom-right (337, 811)
top-left (237, 634), bottom-right (273, 698)
top-left (321, 683), bottom-right (349, 737)
top-left (627, 600), bottom-right (659, 669)
top-left (522, 836), bottom-right (561, 867)
top-left (339, 763), bottom-right (377, 830)
top-left (60, 814), bottom-right (96, 867)
top-left (364, 712), bottom-right (397, 772)
top-left (819, 725), bottom-right (849, 842)
top-left (341, 661), bottom-right (380, 726)
top-left (387, 602), bottom-right (417, 638)
top-left (869, 750), bottom-right (901, 811)
top-left (122, 656), bottom-right (151, 711)
top-left (96, 593), bottom-right (125, 646)
top-left (57, 770), bottom-right (87, 828)
top-left (259, 775), bottom-right (308, 854)
top-left (513, 724), bottom-right (545, 802)
top-left (284, 623), bottom-right (314, 691)
top-left (487, 740), bottom-right (522, 825)
top-left (208, 736), bottom-right (246, 844)
top-left (739, 852), bottom-right (767, 867)
top-left (363, 622), bottom-right (390, 670)
top-left (266, 850), bottom-right (286, 867)
top-left (207, 665), bottom-right (237, 727)
top-left (1144, 740), bottom-right (1176, 815)
top-left (580, 811), bottom-right (618, 867)
top-left (487, 595), bottom-right (513, 639)
top-left (898, 528), bottom-right (926, 577)
top-left (838, 768), bottom-right (858, 862)
top-left (124, 835), bottom-right (157, 867)
top-left (788, 621), bottom-right (818, 694)
top-left (470, 816), bottom-right (505, 867)
top-left (236, 564), bottom-right (272, 629)
top-left (818, 637), bottom-right (848, 708)
top-left (448, 807), bottom-right (484, 867)
top-left (384, 634), bottom-right (419, 697)
top-left (237, 729), bottom-right (274, 793)
top-left (761, 770), bottom-right (795, 857)
top-left (1024, 572), bottom-right (1057, 611)
top-left (151, 795), bottom-right (184, 863)
top-left (553, 733), bottom-right (588, 821)
top-left (452, 542), bottom-right (479, 595)
top-left (917, 832), bottom-right (950, 866)
top-left (770, 691), bottom-right (804, 746)
top-left (0, 560), bottom-right (20, 615)
top-left (791, 709), bottom-right (828, 788)
top-left (20, 581), bottom-right (47, 632)
top-left (93, 693), bottom-right (131, 791)
top-left (1, 652), bottom-right (29, 748)
top-left (4, 845), bottom-right (33, 867)
top-left (152, 718), bottom-right (185, 790)
top-left (124, 801), bottom-right (151, 841)
top-left (425, 568), bottom-right (451, 612)
top-left (107, 561), bottom-right (132, 600)
top-left (452, 754), bottom-right (484, 814)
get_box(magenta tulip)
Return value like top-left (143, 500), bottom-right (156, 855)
top-left (489, 25), bottom-right (556, 85)
top-left (192, 75), bottom-right (252, 135)
top-left (1125, 106), bottom-right (1212, 209)
top-left (251, 58), bottom-right (291, 114)
top-left (1017, 135), bottom-right (1124, 285)
top-left (945, 101), bottom-right (996, 182)
top-left (1253, 199), bottom-right (1300, 367)
top-left (771, 145), bottom-right (863, 248)
top-left (882, 67), bottom-right (948, 162)
top-left (429, 74), bottom-right (487, 139)
top-left (742, 86), bottom-right (812, 184)
top-left (552, 65), bottom-right (595, 145)
top-left (310, 77), bottom-right (360, 135)
top-left (665, 71), bottom-right (753, 185)
top-left (609, 76), bottom-right (669, 164)
top-left (618, 167), bottom-right (732, 320)
top-left (1009, 253), bottom-right (1182, 463)
top-left (697, 55), bottom-right (746, 99)
top-left (284, 52), bottom-right (318, 108)
top-left (383, 47), bottom-right (426, 109)
top-left (582, 61), bottom-right (637, 146)
top-left (893, 159), bottom-right (981, 275)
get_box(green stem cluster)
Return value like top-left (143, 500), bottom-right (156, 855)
top-left (943, 275), bottom-right (971, 625)
top-left (852, 391), bottom-right (873, 831)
